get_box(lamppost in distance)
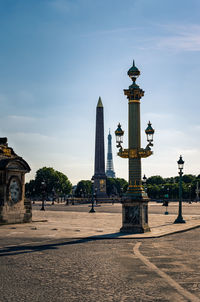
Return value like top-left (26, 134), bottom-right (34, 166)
top-left (174, 155), bottom-right (185, 223)
top-left (142, 174), bottom-right (147, 194)
top-left (40, 180), bottom-right (46, 211)
top-left (89, 178), bottom-right (95, 213)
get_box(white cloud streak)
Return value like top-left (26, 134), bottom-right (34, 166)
top-left (155, 24), bottom-right (200, 52)
top-left (49, 0), bottom-right (75, 13)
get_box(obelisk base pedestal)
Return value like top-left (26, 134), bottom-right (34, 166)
top-left (120, 197), bottom-right (150, 233)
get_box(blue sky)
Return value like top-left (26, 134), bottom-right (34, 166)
top-left (0, 0), bottom-right (200, 185)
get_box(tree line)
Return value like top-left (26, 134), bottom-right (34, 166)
top-left (25, 167), bottom-right (200, 201)
top-left (146, 175), bottom-right (200, 200)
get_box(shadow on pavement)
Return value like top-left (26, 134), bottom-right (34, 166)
top-left (0, 232), bottom-right (133, 257)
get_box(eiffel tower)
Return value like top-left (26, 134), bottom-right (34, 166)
top-left (106, 130), bottom-right (116, 178)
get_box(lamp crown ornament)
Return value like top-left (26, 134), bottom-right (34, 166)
top-left (127, 60), bottom-right (140, 79)
top-left (124, 60), bottom-right (144, 100)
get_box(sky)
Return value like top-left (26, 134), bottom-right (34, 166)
top-left (0, 0), bottom-right (200, 185)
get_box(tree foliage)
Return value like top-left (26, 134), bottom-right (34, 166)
top-left (25, 167), bottom-right (72, 199)
top-left (106, 178), bottom-right (128, 196)
top-left (146, 175), bottom-right (165, 185)
top-left (75, 180), bottom-right (92, 197)
top-left (74, 178), bottom-right (128, 197)
top-left (145, 174), bottom-right (199, 200)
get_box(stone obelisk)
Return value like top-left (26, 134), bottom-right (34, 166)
top-left (93, 97), bottom-right (107, 200)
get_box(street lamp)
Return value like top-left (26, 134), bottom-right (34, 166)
top-left (164, 188), bottom-right (169, 215)
top-left (174, 155), bottom-right (185, 223)
top-left (145, 122), bottom-right (155, 146)
top-left (89, 178), bottom-right (95, 213)
top-left (143, 174), bottom-right (147, 184)
top-left (142, 174), bottom-right (147, 193)
top-left (40, 181), bottom-right (46, 211)
top-left (115, 60), bottom-right (154, 233)
top-left (115, 123), bottom-right (124, 149)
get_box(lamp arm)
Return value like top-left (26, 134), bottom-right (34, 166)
top-left (145, 141), bottom-right (153, 150)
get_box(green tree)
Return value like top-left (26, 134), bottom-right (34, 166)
top-left (146, 175), bottom-right (165, 185)
top-left (26, 167), bottom-right (72, 199)
top-left (25, 180), bottom-right (36, 198)
top-left (106, 178), bottom-right (116, 196)
top-left (75, 180), bottom-right (92, 197)
top-left (182, 174), bottom-right (196, 184)
top-left (147, 184), bottom-right (160, 199)
top-left (106, 178), bottom-right (128, 196)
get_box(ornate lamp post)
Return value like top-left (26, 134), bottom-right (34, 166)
top-left (174, 155), bottom-right (185, 224)
top-left (89, 178), bottom-right (95, 213)
top-left (115, 60), bottom-right (154, 233)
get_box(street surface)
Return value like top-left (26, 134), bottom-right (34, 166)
top-left (0, 203), bottom-right (200, 302)
top-left (33, 200), bottom-right (200, 215)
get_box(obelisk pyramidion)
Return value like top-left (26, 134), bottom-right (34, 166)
top-left (93, 97), bottom-right (107, 200)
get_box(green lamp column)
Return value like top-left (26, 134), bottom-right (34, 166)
top-left (115, 61), bottom-right (154, 233)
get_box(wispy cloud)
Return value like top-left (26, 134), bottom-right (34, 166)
top-left (156, 24), bottom-right (200, 52)
top-left (10, 132), bottom-right (56, 142)
top-left (8, 115), bottom-right (36, 122)
top-left (48, 0), bottom-right (76, 13)
top-left (143, 112), bottom-right (173, 120)
top-left (80, 22), bottom-right (200, 52)
top-left (81, 27), bottom-right (139, 38)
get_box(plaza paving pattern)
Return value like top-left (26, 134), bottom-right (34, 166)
top-left (0, 203), bottom-right (200, 302)
top-left (1, 203), bottom-right (200, 240)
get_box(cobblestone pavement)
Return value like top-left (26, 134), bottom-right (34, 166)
top-left (0, 204), bottom-right (200, 302)
top-left (0, 229), bottom-right (200, 302)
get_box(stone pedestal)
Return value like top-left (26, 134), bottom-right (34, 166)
top-left (94, 175), bottom-right (107, 199)
top-left (120, 197), bottom-right (150, 233)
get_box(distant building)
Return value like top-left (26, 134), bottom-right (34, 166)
top-left (106, 130), bottom-right (115, 178)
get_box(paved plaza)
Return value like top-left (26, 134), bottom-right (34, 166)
top-left (0, 203), bottom-right (200, 302)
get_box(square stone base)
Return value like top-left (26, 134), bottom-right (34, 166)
top-left (120, 225), bottom-right (150, 234)
top-left (0, 198), bottom-right (32, 225)
top-left (120, 197), bottom-right (150, 234)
